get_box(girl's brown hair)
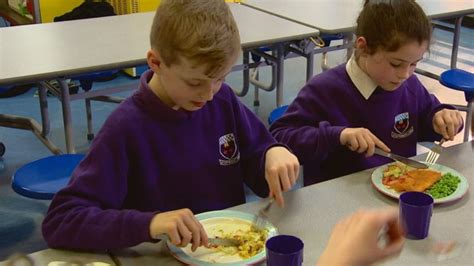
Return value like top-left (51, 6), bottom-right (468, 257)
top-left (150, 0), bottom-right (241, 78)
top-left (355, 0), bottom-right (432, 55)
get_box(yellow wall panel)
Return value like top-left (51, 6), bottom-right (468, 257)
top-left (106, 0), bottom-right (160, 15)
top-left (39, 0), bottom-right (84, 23)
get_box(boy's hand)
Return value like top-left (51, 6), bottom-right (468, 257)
top-left (149, 208), bottom-right (208, 251)
top-left (265, 146), bottom-right (300, 207)
top-left (317, 208), bottom-right (405, 266)
top-left (340, 127), bottom-right (390, 156)
top-left (433, 109), bottom-right (463, 140)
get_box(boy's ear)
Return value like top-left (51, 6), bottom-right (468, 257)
top-left (355, 37), bottom-right (370, 55)
top-left (147, 49), bottom-right (162, 74)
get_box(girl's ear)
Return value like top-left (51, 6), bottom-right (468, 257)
top-left (147, 49), bottom-right (162, 74)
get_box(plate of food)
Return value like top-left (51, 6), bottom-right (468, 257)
top-left (371, 162), bottom-right (469, 204)
top-left (166, 210), bottom-right (278, 266)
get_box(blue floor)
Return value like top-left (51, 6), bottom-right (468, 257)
top-left (0, 21), bottom-right (473, 260)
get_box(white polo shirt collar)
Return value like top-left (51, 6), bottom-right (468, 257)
top-left (345, 55), bottom-right (378, 100)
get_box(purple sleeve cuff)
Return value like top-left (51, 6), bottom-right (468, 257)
top-left (132, 211), bottom-right (159, 243)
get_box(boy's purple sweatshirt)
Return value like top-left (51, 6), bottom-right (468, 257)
top-left (42, 70), bottom-right (275, 250)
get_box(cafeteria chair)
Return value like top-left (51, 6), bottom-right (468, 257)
top-left (439, 69), bottom-right (474, 142)
top-left (74, 70), bottom-right (121, 140)
top-left (268, 105), bottom-right (289, 125)
top-left (11, 154), bottom-right (84, 200)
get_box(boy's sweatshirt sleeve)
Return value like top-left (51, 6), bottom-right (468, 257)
top-left (41, 126), bottom-right (156, 251)
top-left (269, 84), bottom-right (345, 164)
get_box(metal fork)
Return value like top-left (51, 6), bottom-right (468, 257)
top-left (426, 139), bottom-right (446, 165)
top-left (253, 198), bottom-right (274, 229)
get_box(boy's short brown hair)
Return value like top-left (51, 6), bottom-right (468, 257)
top-left (150, 0), bottom-right (241, 78)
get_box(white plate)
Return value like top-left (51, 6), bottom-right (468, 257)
top-left (167, 210), bottom-right (278, 265)
top-left (371, 163), bottom-right (469, 204)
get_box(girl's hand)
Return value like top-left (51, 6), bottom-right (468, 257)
top-left (149, 208), bottom-right (208, 251)
top-left (340, 127), bottom-right (390, 156)
top-left (433, 109), bottom-right (463, 140)
top-left (265, 146), bottom-right (300, 207)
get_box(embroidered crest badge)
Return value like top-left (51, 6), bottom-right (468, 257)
top-left (391, 112), bottom-right (414, 139)
top-left (218, 133), bottom-right (240, 166)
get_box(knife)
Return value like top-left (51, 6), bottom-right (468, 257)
top-left (374, 148), bottom-right (428, 169)
top-left (155, 234), bottom-right (240, 247)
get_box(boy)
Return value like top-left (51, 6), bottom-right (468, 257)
top-left (42, 0), bottom-right (299, 252)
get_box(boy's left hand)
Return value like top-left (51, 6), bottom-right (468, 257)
top-left (265, 146), bottom-right (300, 207)
top-left (433, 109), bottom-right (463, 140)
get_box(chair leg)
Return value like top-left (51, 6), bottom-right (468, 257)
top-left (253, 69), bottom-right (260, 106)
top-left (85, 99), bottom-right (94, 140)
top-left (321, 52), bottom-right (330, 71)
top-left (464, 101), bottom-right (473, 142)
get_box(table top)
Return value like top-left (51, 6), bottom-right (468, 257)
top-left (242, 0), bottom-right (474, 33)
top-left (0, 3), bottom-right (318, 86)
top-left (109, 140), bottom-right (473, 265)
top-left (0, 248), bottom-right (114, 266)
top-left (1, 142), bottom-right (470, 264)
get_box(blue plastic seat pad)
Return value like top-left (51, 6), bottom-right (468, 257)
top-left (440, 69), bottom-right (474, 92)
top-left (11, 154), bottom-right (84, 200)
top-left (268, 105), bottom-right (289, 125)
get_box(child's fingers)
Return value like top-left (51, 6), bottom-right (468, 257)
top-left (288, 165), bottom-right (297, 187)
top-left (364, 138), bottom-right (375, 157)
top-left (456, 112), bottom-right (464, 130)
top-left (433, 113), bottom-right (451, 139)
top-left (355, 135), bottom-right (369, 153)
top-left (346, 138), bottom-right (359, 151)
top-left (270, 178), bottom-right (284, 207)
top-left (168, 226), bottom-right (182, 246)
top-left (183, 216), bottom-right (202, 251)
top-left (280, 168), bottom-right (292, 192)
top-left (373, 136), bottom-right (390, 153)
top-left (294, 164), bottom-right (300, 183)
top-left (177, 221), bottom-right (192, 247)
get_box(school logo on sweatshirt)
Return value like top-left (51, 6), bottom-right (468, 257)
top-left (218, 133), bottom-right (240, 166)
top-left (391, 112), bottom-right (413, 139)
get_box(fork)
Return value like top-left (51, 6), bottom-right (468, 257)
top-left (253, 198), bottom-right (274, 229)
top-left (426, 138), bottom-right (446, 165)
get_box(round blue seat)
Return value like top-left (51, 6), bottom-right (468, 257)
top-left (268, 105), bottom-right (289, 125)
top-left (11, 154), bottom-right (84, 200)
top-left (440, 69), bottom-right (474, 142)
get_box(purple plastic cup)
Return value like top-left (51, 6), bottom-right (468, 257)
top-left (399, 191), bottom-right (434, 239)
top-left (266, 235), bottom-right (304, 266)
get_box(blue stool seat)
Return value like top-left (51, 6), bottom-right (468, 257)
top-left (268, 105), bottom-right (289, 125)
top-left (439, 69), bottom-right (474, 142)
top-left (440, 69), bottom-right (474, 94)
top-left (11, 154), bottom-right (84, 200)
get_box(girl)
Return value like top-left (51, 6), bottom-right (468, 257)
top-left (270, 0), bottom-right (463, 185)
